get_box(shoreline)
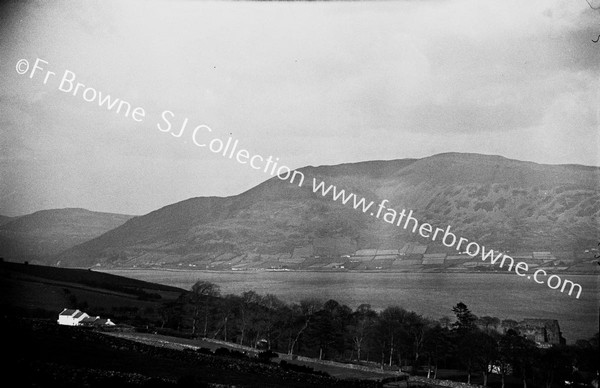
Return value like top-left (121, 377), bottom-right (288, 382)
top-left (95, 267), bottom-right (596, 276)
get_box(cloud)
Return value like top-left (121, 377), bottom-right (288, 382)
top-left (402, 103), bottom-right (542, 134)
top-left (0, 0), bottom-right (598, 215)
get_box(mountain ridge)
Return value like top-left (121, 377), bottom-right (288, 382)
top-left (52, 153), bottom-right (599, 269)
top-left (0, 208), bottom-right (134, 264)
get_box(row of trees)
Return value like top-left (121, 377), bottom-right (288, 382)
top-left (155, 281), bottom-right (598, 388)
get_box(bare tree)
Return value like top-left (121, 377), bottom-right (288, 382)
top-left (190, 280), bottom-right (220, 337)
top-left (351, 304), bottom-right (377, 361)
top-left (287, 298), bottom-right (322, 355)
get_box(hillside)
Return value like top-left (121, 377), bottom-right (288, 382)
top-left (0, 215), bottom-right (15, 226)
top-left (3, 317), bottom-right (382, 388)
top-left (0, 261), bottom-right (183, 321)
top-left (0, 208), bottom-right (134, 264)
top-left (56, 153), bottom-right (600, 270)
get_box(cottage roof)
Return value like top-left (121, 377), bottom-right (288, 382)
top-left (59, 308), bottom-right (78, 316)
top-left (73, 311), bottom-right (86, 318)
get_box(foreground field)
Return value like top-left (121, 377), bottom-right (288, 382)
top-left (106, 331), bottom-right (401, 381)
top-left (1, 317), bottom-right (387, 388)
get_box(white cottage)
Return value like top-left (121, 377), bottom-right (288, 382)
top-left (57, 308), bottom-right (90, 326)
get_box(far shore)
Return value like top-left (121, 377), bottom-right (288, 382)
top-left (95, 267), bottom-right (595, 276)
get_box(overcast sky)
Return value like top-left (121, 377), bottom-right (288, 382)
top-left (0, 0), bottom-right (598, 216)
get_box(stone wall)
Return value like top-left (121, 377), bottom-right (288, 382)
top-left (279, 353), bottom-right (402, 375)
top-left (409, 375), bottom-right (484, 388)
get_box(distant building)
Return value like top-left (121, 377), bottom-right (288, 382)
top-left (57, 309), bottom-right (90, 326)
top-left (79, 316), bottom-right (116, 327)
top-left (57, 308), bottom-right (116, 327)
top-left (496, 318), bottom-right (565, 347)
top-left (516, 319), bottom-right (565, 346)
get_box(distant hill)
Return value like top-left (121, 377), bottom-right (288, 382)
top-left (0, 208), bottom-right (134, 264)
top-left (56, 153), bottom-right (600, 269)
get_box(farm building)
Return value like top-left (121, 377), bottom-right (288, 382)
top-left (57, 309), bottom-right (90, 326)
top-left (57, 308), bottom-right (116, 327)
top-left (79, 316), bottom-right (116, 327)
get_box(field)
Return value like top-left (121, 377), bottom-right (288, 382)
top-left (1, 317), bottom-right (382, 388)
top-left (106, 331), bottom-right (400, 381)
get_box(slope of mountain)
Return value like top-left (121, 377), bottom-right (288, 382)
top-left (56, 153), bottom-right (600, 269)
top-left (0, 215), bottom-right (15, 226)
top-left (0, 208), bottom-right (134, 264)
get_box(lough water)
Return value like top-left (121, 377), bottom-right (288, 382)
top-left (103, 270), bottom-right (598, 343)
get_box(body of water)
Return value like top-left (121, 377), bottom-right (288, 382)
top-left (103, 269), bottom-right (598, 343)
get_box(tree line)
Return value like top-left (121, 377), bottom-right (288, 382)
top-left (154, 280), bottom-right (598, 388)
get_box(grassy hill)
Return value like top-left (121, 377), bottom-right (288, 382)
top-left (0, 208), bottom-right (134, 264)
top-left (53, 153), bottom-right (600, 268)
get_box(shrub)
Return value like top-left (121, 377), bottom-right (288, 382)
top-left (213, 347), bottom-right (248, 359)
top-left (213, 347), bottom-right (230, 357)
top-left (279, 360), bottom-right (329, 377)
top-left (258, 350), bottom-right (278, 362)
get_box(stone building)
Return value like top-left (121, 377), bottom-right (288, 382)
top-left (516, 319), bottom-right (565, 346)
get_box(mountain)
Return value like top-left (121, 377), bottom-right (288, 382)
top-left (56, 153), bottom-right (600, 269)
top-left (0, 208), bottom-right (134, 264)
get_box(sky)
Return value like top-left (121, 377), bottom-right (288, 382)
top-left (0, 0), bottom-right (598, 217)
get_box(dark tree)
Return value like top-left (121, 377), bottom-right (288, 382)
top-left (478, 316), bottom-right (501, 333)
top-left (472, 330), bottom-right (499, 386)
top-left (376, 306), bottom-right (409, 368)
top-left (536, 345), bottom-right (571, 388)
top-left (499, 329), bottom-right (538, 388)
top-left (423, 324), bottom-right (453, 379)
top-left (452, 302), bottom-right (477, 332)
top-left (158, 300), bottom-right (184, 330)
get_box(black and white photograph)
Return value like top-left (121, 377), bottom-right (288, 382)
top-left (0, 0), bottom-right (598, 387)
